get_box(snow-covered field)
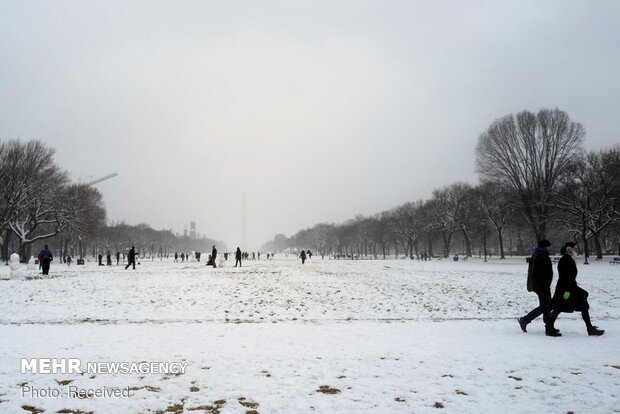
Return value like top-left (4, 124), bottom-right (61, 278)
top-left (1, 256), bottom-right (619, 413)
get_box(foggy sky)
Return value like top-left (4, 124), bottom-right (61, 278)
top-left (1, 1), bottom-right (619, 249)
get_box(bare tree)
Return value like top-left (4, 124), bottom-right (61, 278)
top-left (417, 200), bottom-right (436, 258)
top-left (555, 146), bottom-right (620, 260)
top-left (1, 140), bottom-right (69, 260)
top-left (57, 184), bottom-right (106, 259)
top-left (476, 108), bottom-right (584, 240)
top-left (369, 212), bottom-right (392, 259)
top-left (431, 183), bottom-right (475, 257)
top-left (392, 201), bottom-right (423, 259)
top-left (477, 183), bottom-right (516, 259)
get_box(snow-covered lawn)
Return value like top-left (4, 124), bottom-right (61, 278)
top-left (1, 257), bottom-right (619, 413)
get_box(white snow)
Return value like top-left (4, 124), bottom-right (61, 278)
top-left (0, 256), bottom-right (618, 413)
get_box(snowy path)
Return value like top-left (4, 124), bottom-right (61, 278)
top-left (1, 257), bottom-right (619, 413)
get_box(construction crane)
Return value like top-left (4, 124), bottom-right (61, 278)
top-left (85, 172), bottom-right (119, 186)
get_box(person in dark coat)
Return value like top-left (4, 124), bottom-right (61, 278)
top-left (547, 242), bottom-right (604, 336)
top-left (299, 250), bottom-right (307, 264)
top-left (518, 239), bottom-right (560, 336)
top-left (211, 245), bottom-right (217, 268)
top-left (235, 247), bottom-right (242, 267)
top-left (125, 246), bottom-right (137, 270)
top-left (116, 251), bottom-right (120, 265)
top-left (40, 245), bottom-right (53, 275)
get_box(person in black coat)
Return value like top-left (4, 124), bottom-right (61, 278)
top-left (210, 245), bottom-right (217, 268)
top-left (299, 250), bottom-right (307, 264)
top-left (518, 239), bottom-right (560, 336)
top-left (547, 242), bottom-right (604, 336)
top-left (125, 246), bottom-right (137, 270)
top-left (235, 247), bottom-right (242, 267)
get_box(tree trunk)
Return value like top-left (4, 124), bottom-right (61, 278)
top-left (592, 231), bottom-right (603, 260)
top-left (442, 231), bottom-right (452, 258)
top-left (1, 229), bottom-right (12, 264)
top-left (582, 213), bottom-right (589, 265)
top-left (19, 241), bottom-right (33, 263)
top-left (497, 228), bottom-right (505, 259)
top-left (427, 232), bottom-right (433, 258)
top-left (462, 228), bottom-right (472, 257)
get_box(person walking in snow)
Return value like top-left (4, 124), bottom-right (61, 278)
top-left (40, 244), bottom-right (53, 275)
top-left (299, 250), bottom-right (307, 264)
top-left (125, 246), bottom-right (138, 270)
top-left (210, 245), bottom-right (218, 268)
top-left (116, 251), bottom-right (120, 265)
top-left (547, 242), bottom-right (604, 336)
top-left (518, 239), bottom-right (560, 336)
top-left (38, 250), bottom-right (43, 270)
top-left (235, 247), bottom-right (242, 267)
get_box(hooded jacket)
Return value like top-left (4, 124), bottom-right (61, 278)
top-left (527, 247), bottom-right (553, 292)
top-left (41, 245), bottom-right (53, 261)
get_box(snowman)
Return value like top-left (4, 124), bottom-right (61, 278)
top-left (9, 253), bottom-right (25, 279)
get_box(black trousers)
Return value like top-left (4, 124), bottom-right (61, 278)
top-left (524, 289), bottom-right (552, 325)
top-left (41, 260), bottom-right (51, 275)
top-left (125, 259), bottom-right (135, 270)
top-left (235, 259), bottom-right (241, 267)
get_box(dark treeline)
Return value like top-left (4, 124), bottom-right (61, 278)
top-left (84, 221), bottom-right (225, 262)
top-left (262, 109), bottom-right (620, 260)
top-left (0, 139), bottom-right (224, 263)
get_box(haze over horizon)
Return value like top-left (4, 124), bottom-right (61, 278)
top-left (1, 1), bottom-right (619, 249)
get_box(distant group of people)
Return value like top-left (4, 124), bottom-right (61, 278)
top-left (519, 239), bottom-right (604, 337)
top-left (97, 252), bottom-right (123, 266)
top-left (299, 249), bottom-right (312, 264)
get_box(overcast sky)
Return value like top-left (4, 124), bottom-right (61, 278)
top-left (1, 1), bottom-right (619, 249)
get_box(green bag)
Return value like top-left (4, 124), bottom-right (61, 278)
top-left (563, 291), bottom-right (571, 300)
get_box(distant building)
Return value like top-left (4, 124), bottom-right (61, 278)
top-left (183, 227), bottom-right (188, 238)
top-left (190, 221), bottom-right (196, 239)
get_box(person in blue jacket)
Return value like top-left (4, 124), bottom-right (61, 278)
top-left (40, 245), bottom-right (53, 275)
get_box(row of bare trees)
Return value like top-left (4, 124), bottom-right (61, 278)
top-left (87, 221), bottom-right (224, 260)
top-left (0, 140), bottom-right (106, 262)
top-left (0, 139), bottom-right (225, 263)
top-left (263, 109), bottom-right (620, 259)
